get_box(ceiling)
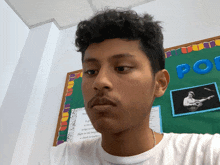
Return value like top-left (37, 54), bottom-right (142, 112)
top-left (5, 0), bottom-right (154, 30)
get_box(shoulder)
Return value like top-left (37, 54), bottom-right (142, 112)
top-left (165, 132), bottom-right (220, 148)
top-left (164, 133), bottom-right (220, 163)
top-left (183, 98), bottom-right (189, 102)
top-left (170, 132), bottom-right (220, 141)
top-left (50, 137), bottom-right (101, 165)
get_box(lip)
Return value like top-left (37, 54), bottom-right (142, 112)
top-left (92, 104), bottom-right (114, 111)
top-left (90, 97), bottom-right (116, 108)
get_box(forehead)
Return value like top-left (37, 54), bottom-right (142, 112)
top-left (83, 38), bottom-right (148, 63)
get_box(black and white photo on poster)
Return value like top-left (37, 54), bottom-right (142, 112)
top-left (170, 82), bottom-right (220, 117)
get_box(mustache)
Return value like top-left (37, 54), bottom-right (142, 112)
top-left (88, 95), bottom-right (118, 108)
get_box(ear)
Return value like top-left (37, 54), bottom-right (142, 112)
top-left (154, 69), bottom-right (170, 98)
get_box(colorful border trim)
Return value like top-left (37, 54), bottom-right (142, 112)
top-left (165, 39), bottom-right (220, 58)
top-left (56, 72), bottom-right (83, 145)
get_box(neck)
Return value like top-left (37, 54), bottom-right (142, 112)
top-left (101, 119), bottom-right (157, 156)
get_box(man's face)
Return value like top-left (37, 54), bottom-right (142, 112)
top-left (188, 93), bottom-right (193, 98)
top-left (82, 38), bottom-right (157, 135)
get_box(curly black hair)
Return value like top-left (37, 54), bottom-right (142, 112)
top-left (75, 8), bottom-right (165, 75)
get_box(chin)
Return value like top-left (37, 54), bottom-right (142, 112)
top-left (92, 118), bottom-right (125, 135)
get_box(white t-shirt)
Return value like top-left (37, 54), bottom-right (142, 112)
top-left (40, 133), bottom-right (220, 165)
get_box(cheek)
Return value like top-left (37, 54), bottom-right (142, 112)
top-left (121, 80), bottom-right (154, 117)
top-left (119, 77), bottom-right (154, 101)
top-left (118, 76), bottom-right (155, 115)
top-left (82, 78), bottom-right (92, 101)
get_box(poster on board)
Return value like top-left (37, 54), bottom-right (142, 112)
top-left (66, 106), bottom-right (162, 143)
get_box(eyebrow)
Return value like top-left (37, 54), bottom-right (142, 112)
top-left (82, 53), bottom-right (136, 63)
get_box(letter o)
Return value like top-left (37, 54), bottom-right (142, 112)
top-left (193, 59), bottom-right (213, 74)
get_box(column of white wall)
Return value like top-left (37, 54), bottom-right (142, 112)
top-left (0, 22), bottom-right (60, 165)
top-left (27, 25), bottom-right (82, 165)
top-left (0, 0), bottom-right (29, 107)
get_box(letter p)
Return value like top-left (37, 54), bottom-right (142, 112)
top-left (176, 64), bottom-right (190, 79)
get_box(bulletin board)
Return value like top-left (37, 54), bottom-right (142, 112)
top-left (53, 35), bottom-right (220, 146)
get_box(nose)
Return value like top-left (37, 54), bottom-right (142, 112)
top-left (92, 67), bottom-right (113, 91)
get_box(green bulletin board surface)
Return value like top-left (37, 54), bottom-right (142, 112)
top-left (54, 37), bottom-right (220, 146)
top-left (153, 46), bottom-right (220, 134)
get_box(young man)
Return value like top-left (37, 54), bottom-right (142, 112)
top-left (41, 9), bottom-right (220, 165)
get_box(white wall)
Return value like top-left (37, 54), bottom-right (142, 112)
top-left (1, 0), bottom-right (220, 165)
top-left (0, 0), bottom-right (29, 107)
top-left (132, 0), bottom-right (220, 48)
top-left (0, 22), bottom-right (60, 165)
top-left (26, 25), bottom-right (82, 165)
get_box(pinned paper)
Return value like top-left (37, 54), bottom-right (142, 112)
top-left (68, 81), bottom-right (74, 85)
top-left (192, 45), bottom-right (199, 51)
top-left (63, 107), bottom-right (70, 112)
top-left (164, 53), bottom-right (167, 58)
top-left (58, 134), bottom-right (65, 137)
top-left (76, 73), bottom-right (81, 78)
top-left (66, 88), bottom-right (73, 96)
top-left (61, 121), bottom-right (68, 126)
top-left (65, 97), bottom-right (72, 102)
top-left (171, 50), bottom-right (177, 56)
top-left (66, 90), bottom-right (73, 96)
top-left (67, 84), bottom-right (73, 89)
top-left (62, 112), bottom-right (69, 117)
top-left (58, 136), bottom-right (66, 141)
top-left (203, 42), bottom-right (210, 49)
top-left (57, 140), bottom-right (64, 145)
top-left (187, 46), bottom-right (193, 53)
top-left (176, 48), bottom-right (182, 55)
top-left (215, 39), bottom-right (220, 46)
top-left (58, 131), bottom-right (66, 136)
top-left (60, 125), bottom-right (67, 131)
top-left (80, 72), bottom-right (83, 77)
top-left (210, 41), bottom-right (216, 47)
top-left (61, 117), bottom-right (68, 122)
top-left (166, 51), bottom-right (172, 58)
top-left (181, 47), bottom-right (187, 54)
top-left (198, 43), bottom-right (204, 50)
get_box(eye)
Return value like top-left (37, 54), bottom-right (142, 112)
top-left (84, 70), bottom-right (97, 75)
top-left (116, 66), bottom-right (133, 72)
top-left (83, 66), bottom-right (133, 76)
